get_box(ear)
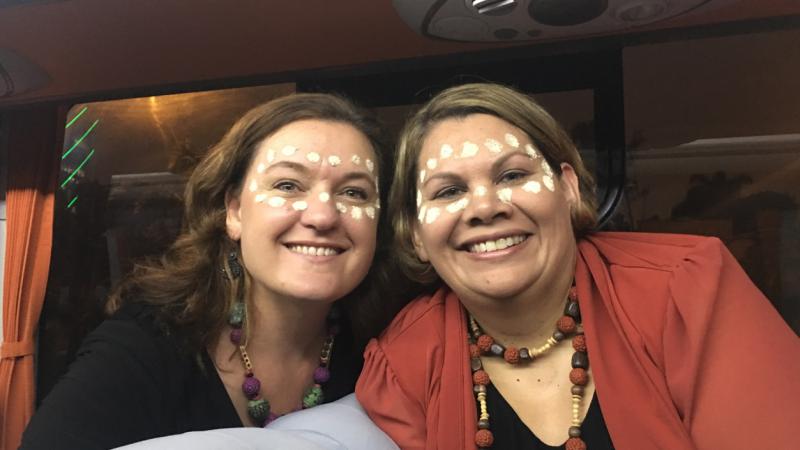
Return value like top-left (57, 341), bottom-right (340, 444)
top-left (225, 188), bottom-right (243, 241)
top-left (559, 163), bottom-right (581, 208)
top-left (411, 223), bottom-right (430, 263)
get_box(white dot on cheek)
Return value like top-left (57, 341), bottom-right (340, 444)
top-left (351, 206), bottom-right (363, 220)
top-left (319, 192), bottom-right (330, 203)
top-left (523, 181), bottom-right (541, 194)
top-left (336, 202), bottom-right (348, 214)
top-left (254, 193), bottom-right (267, 203)
top-left (268, 197), bottom-right (286, 208)
top-left (425, 207), bottom-right (441, 224)
top-left (292, 201), bottom-right (308, 211)
top-left (418, 204), bottom-right (427, 223)
top-left (446, 197), bottom-right (469, 213)
top-left (497, 188), bottom-right (512, 203)
top-left (543, 176), bottom-right (555, 192)
top-left (365, 206), bottom-right (376, 219)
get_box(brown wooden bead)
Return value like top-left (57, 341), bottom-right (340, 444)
top-left (571, 351), bottom-right (589, 369)
top-left (565, 437), bottom-right (587, 450)
top-left (572, 334), bottom-right (587, 352)
top-left (469, 344), bottom-right (481, 358)
top-left (553, 330), bottom-right (566, 341)
top-left (490, 343), bottom-right (505, 356)
top-left (471, 357), bottom-right (483, 371)
top-left (477, 419), bottom-right (490, 429)
top-left (473, 369), bottom-right (491, 386)
top-left (569, 368), bottom-right (588, 386)
top-left (568, 426), bottom-right (582, 437)
top-left (519, 347), bottom-right (531, 360)
top-left (477, 334), bottom-right (494, 353)
top-left (557, 316), bottom-right (577, 334)
top-left (571, 385), bottom-right (585, 396)
top-left (475, 429), bottom-right (494, 448)
top-left (564, 300), bottom-right (581, 322)
top-left (504, 346), bottom-right (520, 364)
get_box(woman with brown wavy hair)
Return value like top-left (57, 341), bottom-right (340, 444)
top-left (21, 93), bottom-right (391, 449)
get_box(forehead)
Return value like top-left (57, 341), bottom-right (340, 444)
top-left (258, 119), bottom-right (376, 162)
top-left (420, 113), bottom-right (527, 159)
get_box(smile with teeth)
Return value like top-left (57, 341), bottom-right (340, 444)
top-left (286, 245), bottom-right (341, 256)
top-left (467, 235), bottom-right (527, 254)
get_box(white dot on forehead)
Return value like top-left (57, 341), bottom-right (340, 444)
top-left (256, 163), bottom-right (267, 174)
top-left (497, 187), bottom-right (512, 203)
top-left (525, 143), bottom-right (539, 158)
top-left (523, 181), bottom-right (541, 193)
top-left (460, 141), bottom-right (479, 158)
top-left (281, 145), bottom-right (297, 156)
top-left (446, 197), bottom-right (469, 213)
top-left (419, 169), bottom-right (426, 184)
top-left (484, 138), bottom-right (503, 154)
top-left (249, 180), bottom-right (258, 192)
top-left (351, 206), bottom-right (363, 220)
top-left (268, 197), bottom-right (286, 208)
top-left (306, 152), bottom-right (321, 163)
top-left (254, 193), bottom-right (267, 203)
top-left (319, 192), bottom-right (330, 203)
top-left (418, 204), bottom-right (427, 223)
top-left (365, 159), bottom-right (374, 173)
top-left (475, 185), bottom-right (487, 197)
top-left (351, 155), bottom-right (361, 165)
top-left (440, 144), bottom-right (454, 159)
top-left (327, 155), bottom-right (341, 167)
top-left (416, 190), bottom-right (422, 207)
top-left (425, 207), bottom-right (441, 224)
top-left (365, 206), bottom-right (376, 219)
top-left (504, 133), bottom-right (520, 148)
top-left (266, 149), bottom-right (276, 163)
top-left (292, 201), bottom-right (308, 211)
top-left (426, 158), bottom-right (438, 170)
top-left (335, 202), bottom-right (348, 214)
top-left (543, 176), bottom-right (555, 192)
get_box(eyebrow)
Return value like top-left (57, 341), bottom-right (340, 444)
top-left (421, 149), bottom-right (532, 187)
top-left (262, 160), bottom-right (377, 185)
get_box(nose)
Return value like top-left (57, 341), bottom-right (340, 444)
top-left (299, 191), bottom-right (340, 231)
top-left (463, 186), bottom-right (513, 226)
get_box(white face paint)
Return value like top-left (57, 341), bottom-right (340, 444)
top-left (319, 192), bottom-right (330, 203)
top-left (543, 176), bottom-right (555, 192)
top-left (460, 141), bottom-right (479, 158)
top-left (249, 180), bottom-right (258, 192)
top-left (522, 180), bottom-right (541, 193)
top-left (416, 190), bottom-right (422, 208)
top-left (365, 206), bottom-right (376, 219)
top-left (504, 133), bottom-right (519, 148)
top-left (281, 145), bottom-right (297, 156)
top-left (351, 155), bottom-right (361, 165)
top-left (351, 206), bottom-right (363, 220)
top-left (266, 149), bottom-right (276, 163)
top-left (440, 144), bottom-right (454, 159)
top-left (327, 155), bottom-right (341, 167)
top-left (424, 206), bottom-right (441, 224)
top-left (426, 158), bottom-right (438, 170)
top-left (446, 197), bottom-right (469, 214)
top-left (365, 159), bottom-right (374, 173)
top-left (484, 138), bottom-right (503, 154)
top-left (268, 196), bottom-right (286, 208)
top-left (475, 185), bottom-right (488, 197)
top-left (292, 200), bottom-right (308, 211)
top-left (497, 187), bottom-right (513, 203)
top-left (525, 143), bottom-right (539, 159)
top-left (335, 202), bottom-right (348, 214)
top-left (256, 163), bottom-right (267, 174)
top-left (254, 193), bottom-right (268, 203)
top-left (306, 151), bottom-right (321, 163)
top-left (418, 204), bottom-right (427, 223)
top-left (419, 169), bottom-right (426, 183)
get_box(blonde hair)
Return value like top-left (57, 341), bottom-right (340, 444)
top-left (389, 83), bottom-right (598, 284)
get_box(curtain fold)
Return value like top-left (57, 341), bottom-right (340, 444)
top-left (0, 106), bottom-right (61, 450)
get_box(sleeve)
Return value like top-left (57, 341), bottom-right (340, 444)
top-left (355, 338), bottom-right (427, 450)
top-left (662, 237), bottom-right (800, 450)
top-left (20, 319), bottom-right (170, 450)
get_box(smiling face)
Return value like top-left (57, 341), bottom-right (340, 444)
top-left (226, 119), bottom-right (379, 304)
top-left (412, 114), bottom-right (580, 303)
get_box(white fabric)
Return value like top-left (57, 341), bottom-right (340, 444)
top-left (115, 394), bottom-right (398, 450)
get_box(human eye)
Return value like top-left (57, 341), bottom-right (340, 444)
top-left (433, 185), bottom-right (465, 200)
top-left (341, 187), bottom-right (369, 201)
top-left (498, 170), bottom-right (528, 184)
top-left (273, 180), bottom-right (302, 193)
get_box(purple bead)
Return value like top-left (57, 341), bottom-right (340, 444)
top-left (229, 328), bottom-right (243, 345)
top-left (242, 375), bottom-right (261, 399)
top-left (313, 366), bottom-right (331, 384)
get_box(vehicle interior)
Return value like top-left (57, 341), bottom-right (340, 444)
top-left (1, 0), bottom-right (799, 447)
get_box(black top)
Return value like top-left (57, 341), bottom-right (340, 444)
top-left (20, 302), bottom-right (362, 450)
top-left (483, 383), bottom-right (615, 449)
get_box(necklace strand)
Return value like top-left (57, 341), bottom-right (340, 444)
top-left (466, 286), bottom-right (589, 450)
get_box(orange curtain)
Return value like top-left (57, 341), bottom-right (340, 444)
top-left (0, 106), bottom-right (61, 450)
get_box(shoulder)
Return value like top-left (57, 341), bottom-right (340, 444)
top-left (373, 287), bottom-right (451, 350)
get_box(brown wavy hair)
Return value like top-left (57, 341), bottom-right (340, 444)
top-left (107, 92), bottom-right (390, 351)
top-left (390, 83), bottom-right (598, 285)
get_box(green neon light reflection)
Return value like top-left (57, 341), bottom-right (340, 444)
top-left (67, 196), bottom-right (79, 209)
top-left (62, 119), bottom-right (99, 160)
top-left (61, 148), bottom-right (95, 189)
top-left (65, 106), bottom-right (88, 129)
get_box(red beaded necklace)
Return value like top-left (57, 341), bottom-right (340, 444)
top-left (466, 286), bottom-right (589, 450)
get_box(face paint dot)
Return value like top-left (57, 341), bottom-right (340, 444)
top-left (281, 145), bottom-right (297, 156)
top-left (254, 193), bottom-right (267, 203)
top-left (266, 149), bottom-right (276, 163)
top-left (319, 192), bottom-right (330, 203)
top-left (497, 187), bottom-right (513, 204)
top-left (525, 143), bottom-right (539, 159)
top-left (504, 133), bottom-right (520, 148)
top-left (292, 201), bottom-right (308, 211)
top-left (365, 206), bottom-right (376, 219)
top-left (460, 141), bottom-right (479, 158)
top-left (268, 197), bottom-right (286, 208)
top-left (256, 163), bottom-right (267, 174)
top-left (426, 158), bottom-right (438, 170)
top-left (351, 206), bottom-right (363, 220)
top-left (541, 159), bottom-right (554, 177)
top-left (446, 197), bottom-right (469, 214)
top-left (475, 186), bottom-right (487, 197)
top-left (418, 204), bottom-right (427, 223)
top-left (543, 176), bottom-right (555, 192)
top-left (351, 155), bottom-right (361, 165)
top-left (327, 155), bottom-right (342, 167)
top-left (484, 138), bottom-right (503, 154)
top-left (419, 169), bottom-right (426, 184)
top-left (365, 159), bottom-right (374, 173)
top-left (249, 180), bottom-right (258, 192)
top-left (375, 199), bottom-right (381, 209)
top-left (416, 190), bottom-right (422, 207)
top-left (306, 152), bottom-right (321, 163)
top-left (523, 181), bottom-right (541, 193)
top-left (440, 144), bottom-right (454, 159)
top-left (335, 202), bottom-right (348, 214)
top-left (425, 207), bottom-right (441, 224)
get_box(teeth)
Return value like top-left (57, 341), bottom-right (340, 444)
top-left (468, 235), bottom-right (527, 254)
top-left (287, 245), bottom-right (340, 256)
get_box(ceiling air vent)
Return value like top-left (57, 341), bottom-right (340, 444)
top-left (0, 49), bottom-right (49, 98)
top-left (393, 0), bottom-right (742, 42)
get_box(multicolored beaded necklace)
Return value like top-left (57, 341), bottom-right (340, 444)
top-left (227, 301), bottom-right (338, 426)
top-left (466, 286), bottom-right (589, 450)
